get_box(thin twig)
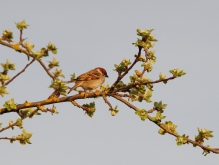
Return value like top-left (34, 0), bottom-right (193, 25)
top-left (110, 47), bottom-right (142, 91)
top-left (0, 40), bottom-right (54, 80)
top-left (112, 95), bottom-right (139, 110)
top-left (19, 29), bottom-right (30, 60)
top-left (4, 58), bottom-right (36, 86)
top-left (37, 59), bottom-right (54, 80)
top-left (112, 95), bottom-right (219, 154)
top-left (102, 93), bottom-right (113, 109)
top-left (0, 137), bottom-right (25, 141)
top-left (22, 109), bottom-right (39, 119)
top-left (19, 30), bottom-right (22, 42)
top-left (140, 68), bottom-right (147, 78)
top-left (0, 122), bottom-right (18, 133)
top-left (114, 93), bottom-right (130, 98)
top-left (114, 76), bottom-right (176, 93)
top-left (147, 108), bottom-right (156, 113)
top-left (0, 109), bottom-right (38, 133)
top-left (71, 100), bottom-right (90, 112)
top-left (144, 47), bottom-right (148, 60)
top-left (139, 48), bottom-right (148, 78)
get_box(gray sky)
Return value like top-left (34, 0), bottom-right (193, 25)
top-left (1, 0), bottom-right (219, 164)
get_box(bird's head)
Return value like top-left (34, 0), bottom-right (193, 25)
top-left (96, 67), bottom-right (109, 78)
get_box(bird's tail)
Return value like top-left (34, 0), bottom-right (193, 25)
top-left (68, 85), bottom-right (77, 94)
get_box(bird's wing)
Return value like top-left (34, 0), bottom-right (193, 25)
top-left (76, 68), bottom-right (101, 81)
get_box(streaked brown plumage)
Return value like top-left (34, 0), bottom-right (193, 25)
top-left (68, 67), bottom-right (108, 94)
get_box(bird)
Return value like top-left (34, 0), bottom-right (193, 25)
top-left (68, 67), bottom-right (108, 94)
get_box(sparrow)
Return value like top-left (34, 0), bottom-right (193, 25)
top-left (68, 67), bottom-right (108, 94)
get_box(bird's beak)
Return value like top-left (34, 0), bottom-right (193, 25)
top-left (106, 75), bottom-right (109, 78)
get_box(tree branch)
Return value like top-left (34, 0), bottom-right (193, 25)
top-left (110, 47), bottom-right (142, 90)
top-left (0, 122), bottom-right (18, 133)
top-left (4, 58), bottom-right (35, 86)
top-left (147, 108), bottom-right (156, 113)
top-left (0, 92), bottom-right (106, 115)
top-left (0, 108), bottom-right (39, 133)
top-left (112, 95), bottom-right (219, 154)
top-left (140, 47), bottom-right (148, 78)
top-left (113, 76), bottom-right (176, 93)
top-left (0, 40), bottom-right (54, 80)
top-left (112, 95), bottom-right (139, 110)
top-left (37, 59), bottom-right (54, 80)
top-left (102, 93), bottom-right (113, 109)
top-left (0, 137), bottom-right (25, 141)
top-left (71, 100), bottom-right (90, 112)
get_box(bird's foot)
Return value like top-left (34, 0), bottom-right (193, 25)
top-left (79, 91), bottom-right (89, 98)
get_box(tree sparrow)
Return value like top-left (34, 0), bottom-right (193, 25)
top-left (68, 67), bottom-right (108, 94)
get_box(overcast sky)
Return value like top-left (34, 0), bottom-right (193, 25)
top-left (1, 1), bottom-right (219, 164)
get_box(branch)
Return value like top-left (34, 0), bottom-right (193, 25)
top-left (20, 30), bottom-right (22, 42)
top-left (0, 91), bottom-right (106, 115)
top-left (71, 100), bottom-right (90, 112)
top-left (102, 93), bottom-right (113, 109)
top-left (4, 58), bottom-right (36, 86)
top-left (0, 122), bottom-right (18, 133)
top-left (112, 95), bottom-right (139, 110)
top-left (114, 93), bottom-right (130, 98)
top-left (112, 95), bottom-right (219, 154)
top-left (140, 47), bottom-right (148, 78)
top-left (19, 108), bottom-right (39, 119)
top-left (0, 108), bottom-right (38, 133)
top-left (110, 47), bottom-right (142, 90)
top-left (114, 76), bottom-right (176, 93)
top-left (0, 40), bottom-right (54, 80)
top-left (0, 137), bottom-right (25, 141)
top-left (147, 108), bottom-right (156, 113)
top-left (19, 29), bottom-right (30, 60)
top-left (37, 59), bottom-right (54, 80)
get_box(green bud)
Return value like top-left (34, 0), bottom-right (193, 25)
top-left (135, 70), bottom-right (142, 77)
top-left (158, 128), bottom-right (166, 135)
top-left (49, 79), bottom-right (68, 96)
top-left (0, 86), bottom-right (9, 97)
top-left (169, 68), bottom-right (186, 77)
top-left (154, 101), bottom-right (167, 112)
top-left (24, 41), bottom-right (34, 52)
top-left (2, 29), bottom-right (13, 42)
top-left (48, 58), bottom-right (59, 68)
top-left (16, 118), bottom-right (23, 129)
top-left (3, 98), bottom-right (17, 111)
top-left (15, 20), bottom-right (29, 30)
top-left (138, 55), bottom-right (145, 62)
top-left (52, 68), bottom-right (65, 78)
top-left (9, 119), bottom-right (13, 126)
top-left (110, 106), bottom-right (119, 116)
top-left (176, 134), bottom-right (187, 146)
top-left (32, 50), bottom-right (44, 58)
top-left (142, 62), bottom-right (153, 72)
top-left (135, 109), bottom-right (148, 121)
top-left (83, 102), bottom-right (96, 117)
top-left (51, 105), bottom-right (59, 114)
top-left (121, 58), bottom-right (131, 66)
top-left (47, 42), bottom-right (58, 54)
top-left (1, 59), bottom-right (15, 71)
